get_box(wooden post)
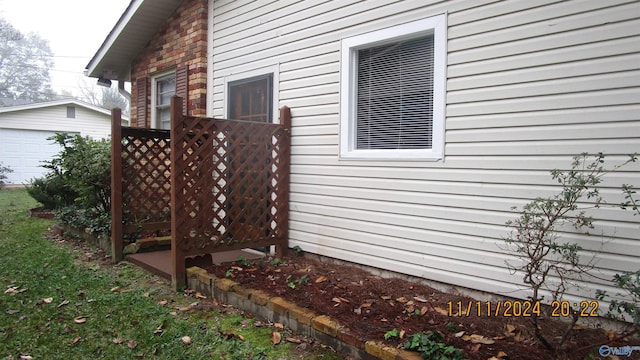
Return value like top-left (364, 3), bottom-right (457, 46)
top-left (110, 108), bottom-right (123, 262)
top-left (170, 96), bottom-right (185, 290)
top-left (276, 106), bottom-right (291, 258)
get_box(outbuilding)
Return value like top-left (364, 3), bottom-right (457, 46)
top-left (0, 99), bottom-right (126, 184)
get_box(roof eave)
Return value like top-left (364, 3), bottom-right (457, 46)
top-left (85, 0), bottom-right (182, 82)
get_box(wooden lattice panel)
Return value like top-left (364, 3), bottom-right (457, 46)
top-left (111, 99), bottom-right (290, 288)
top-left (120, 128), bottom-right (172, 237)
top-left (171, 115), bottom-right (289, 256)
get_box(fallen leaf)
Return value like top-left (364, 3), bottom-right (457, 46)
top-left (271, 331), bottom-right (282, 345)
top-left (154, 320), bottom-right (166, 334)
top-left (433, 306), bottom-right (449, 316)
top-left (381, 295), bottom-right (391, 300)
top-left (158, 300), bottom-right (169, 306)
top-left (274, 322), bottom-right (284, 330)
top-left (195, 292), bottom-right (206, 299)
top-left (57, 300), bottom-right (70, 308)
top-left (110, 286), bottom-right (120, 292)
top-left (399, 329), bottom-right (406, 339)
top-left (70, 337), bottom-right (81, 345)
top-left (469, 343), bottom-right (482, 352)
top-left (505, 324), bottom-right (525, 342)
top-left (315, 275), bottom-right (328, 283)
top-left (454, 331), bottom-right (465, 338)
top-left (514, 331), bottom-right (525, 342)
top-left (181, 336), bottom-right (191, 344)
top-left (420, 306), bottom-right (428, 315)
top-left (286, 337), bottom-right (302, 344)
top-left (505, 324), bottom-right (516, 333)
top-left (6, 309), bottom-right (19, 315)
top-left (73, 316), bottom-right (87, 324)
top-left (43, 297), bottom-right (54, 304)
top-left (112, 337), bottom-right (126, 344)
top-left (332, 297), bottom-right (350, 303)
top-left (604, 329), bottom-right (616, 340)
top-left (236, 334), bottom-right (245, 341)
top-left (127, 340), bottom-right (137, 349)
top-left (496, 351), bottom-right (508, 359)
top-left (361, 302), bottom-right (373, 308)
top-left (396, 296), bottom-right (408, 303)
top-left (5, 286), bottom-right (27, 295)
top-left (462, 334), bottom-right (495, 344)
top-left (231, 266), bottom-right (243, 271)
top-left (413, 296), bottom-right (428, 303)
top-left (19, 356), bottom-right (32, 360)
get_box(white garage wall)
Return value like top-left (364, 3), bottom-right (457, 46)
top-left (0, 99), bottom-right (115, 184)
top-left (0, 128), bottom-right (80, 184)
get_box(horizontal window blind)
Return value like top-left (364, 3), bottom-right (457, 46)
top-left (356, 35), bottom-right (434, 150)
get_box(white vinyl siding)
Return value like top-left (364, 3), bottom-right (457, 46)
top-left (209, 0), bottom-right (640, 306)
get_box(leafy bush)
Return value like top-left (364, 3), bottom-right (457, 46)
top-left (27, 175), bottom-right (76, 210)
top-left (402, 331), bottom-right (465, 360)
top-left (504, 153), bottom-right (637, 351)
top-left (0, 162), bottom-right (13, 189)
top-left (27, 133), bottom-right (111, 234)
top-left (596, 181), bottom-right (639, 336)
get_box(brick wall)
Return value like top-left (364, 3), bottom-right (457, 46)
top-left (130, 0), bottom-right (208, 127)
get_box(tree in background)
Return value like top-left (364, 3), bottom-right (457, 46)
top-left (0, 18), bottom-right (55, 104)
top-left (77, 78), bottom-right (130, 116)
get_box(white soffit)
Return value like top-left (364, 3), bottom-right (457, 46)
top-left (85, 0), bottom-right (182, 81)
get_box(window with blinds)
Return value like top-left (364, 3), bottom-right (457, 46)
top-left (356, 36), bottom-right (434, 150)
top-left (155, 73), bottom-right (175, 130)
top-left (339, 14), bottom-right (446, 161)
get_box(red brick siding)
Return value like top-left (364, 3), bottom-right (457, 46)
top-left (130, 0), bottom-right (208, 127)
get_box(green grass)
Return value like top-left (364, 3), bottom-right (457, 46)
top-left (0, 189), bottom-right (343, 360)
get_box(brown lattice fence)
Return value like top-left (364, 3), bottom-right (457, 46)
top-left (110, 97), bottom-right (290, 288)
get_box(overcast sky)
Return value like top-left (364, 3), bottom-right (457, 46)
top-left (0, 0), bottom-right (130, 96)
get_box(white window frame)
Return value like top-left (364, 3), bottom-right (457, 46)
top-left (223, 65), bottom-right (280, 124)
top-left (339, 14), bottom-right (447, 161)
top-left (151, 70), bottom-right (176, 129)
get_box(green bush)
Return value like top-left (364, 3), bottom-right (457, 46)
top-left (27, 175), bottom-right (76, 209)
top-left (27, 133), bottom-right (111, 234)
top-left (0, 162), bottom-right (13, 189)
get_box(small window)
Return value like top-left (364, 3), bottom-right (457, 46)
top-left (66, 106), bottom-right (75, 118)
top-left (340, 15), bottom-right (447, 160)
top-left (228, 74), bottom-right (273, 123)
top-left (154, 73), bottom-right (176, 129)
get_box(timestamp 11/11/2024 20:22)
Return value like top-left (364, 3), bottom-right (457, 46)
top-left (447, 300), bottom-right (600, 318)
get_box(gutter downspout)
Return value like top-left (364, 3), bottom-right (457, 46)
top-left (118, 79), bottom-right (131, 103)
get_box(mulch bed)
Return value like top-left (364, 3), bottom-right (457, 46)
top-left (206, 254), bottom-right (638, 360)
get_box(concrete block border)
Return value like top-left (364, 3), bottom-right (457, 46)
top-left (186, 266), bottom-right (423, 360)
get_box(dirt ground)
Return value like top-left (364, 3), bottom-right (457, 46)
top-left (206, 254), bottom-right (639, 360)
